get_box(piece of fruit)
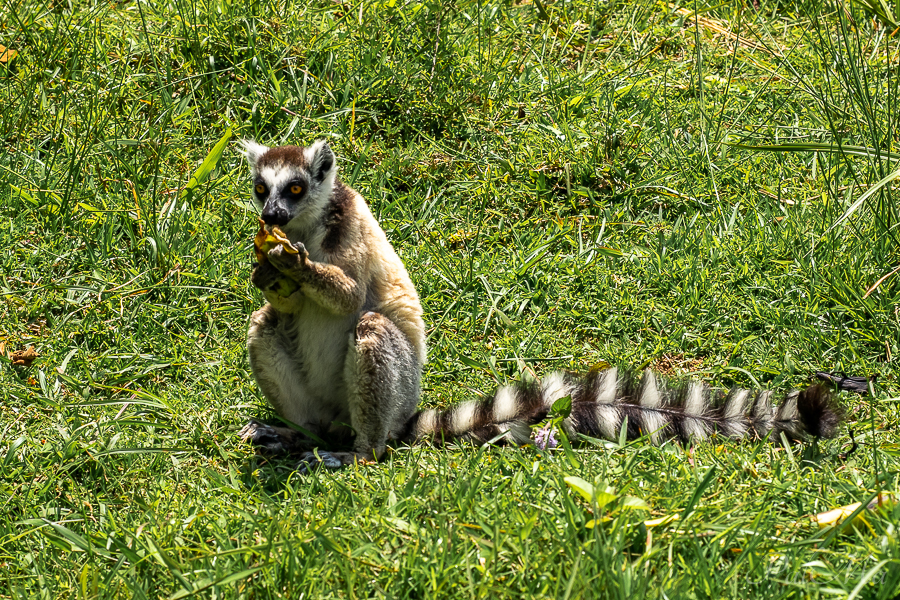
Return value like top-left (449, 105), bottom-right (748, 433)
top-left (253, 219), bottom-right (299, 296)
top-left (254, 219), bottom-right (299, 264)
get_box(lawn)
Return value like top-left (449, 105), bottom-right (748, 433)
top-left (1, 0), bottom-right (900, 597)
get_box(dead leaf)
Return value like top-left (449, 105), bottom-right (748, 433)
top-left (11, 346), bottom-right (38, 367)
top-left (0, 45), bottom-right (18, 64)
top-left (813, 493), bottom-right (894, 530)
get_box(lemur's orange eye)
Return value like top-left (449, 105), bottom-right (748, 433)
top-left (255, 184), bottom-right (266, 194)
top-left (290, 184), bottom-right (303, 195)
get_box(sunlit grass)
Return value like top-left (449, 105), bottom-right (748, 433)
top-left (1, 0), bottom-right (899, 597)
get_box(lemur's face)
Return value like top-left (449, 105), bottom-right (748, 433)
top-left (241, 140), bottom-right (336, 227)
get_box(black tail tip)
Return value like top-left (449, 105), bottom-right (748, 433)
top-left (797, 384), bottom-right (844, 438)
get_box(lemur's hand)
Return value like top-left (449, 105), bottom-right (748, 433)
top-left (268, 242), bottom-right (310, 273)
top-left (252, 261), bottom-right (287, 291)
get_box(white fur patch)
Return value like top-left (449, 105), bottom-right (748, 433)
top-left (721, 388), bottom-right (750, 438)
top-left (683, 381), bottom-right (708, 440)
top-left (639, 370), bottom-right (661, 408)
top-left (450, 401), bottom-right (479, 435)
top-left (240, 139), bottom-right (269, 165)
top-left (304, 141), bottom-right (338, 183)
top-left (752, 390), bottom-right (774, 420)
top-left (415, 409), bottom-right (438, 437)
top-left (493, 386), bottom-right (519, 423)
top-left (595, 405), bottom-right (620, 440)
top-left (303, 141), bottom-right (325, 166)
top-left (638, 370), bottom-right (667, 443)
top-left (495, 422), bottom-right (532, 446)
top-left (683, 381), bottom-right (705, 415)
top-left (777, 390), bottom-right (799, 421)
top-left (541, 371), bottom-right (572, 408)
top-left (724, 389), bottom-right (750, 420)
top-left (594, 367), bottom-right (618, 405)
top-left (258, 165), bottom-right (298, 197)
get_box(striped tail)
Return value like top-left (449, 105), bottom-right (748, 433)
top-left (402, 368), bottom-right (843, 446)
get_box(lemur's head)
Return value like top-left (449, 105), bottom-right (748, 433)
top-left (240, 139), bottom-right (338, 227)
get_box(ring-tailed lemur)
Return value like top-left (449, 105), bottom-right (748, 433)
top-left (238, 140), bottom-right (843, 471)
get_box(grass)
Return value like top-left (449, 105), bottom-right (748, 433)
top-left (1, 0), bottom-right (900, 597)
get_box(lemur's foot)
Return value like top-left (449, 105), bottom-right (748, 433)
top-left (239, 419), bottom-right (310, 455)
top-left (296, 451), bottom-right (377, 474)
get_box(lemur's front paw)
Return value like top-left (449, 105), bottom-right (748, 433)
top-left (251, 261), bottom-right (289, 293)
top-left (250, 261), bottom-right (275, 290)
top-left (239, 419), bottom-right (313, 455)
top-left (239, 419), bottom-right (289, 454)
top-left (268, 242), bottom-right (309, 273)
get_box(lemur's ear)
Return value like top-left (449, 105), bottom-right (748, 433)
top-left (305, 140), bottom-right (337, 183)
top-left (239, 139), bottom-right (269, 168)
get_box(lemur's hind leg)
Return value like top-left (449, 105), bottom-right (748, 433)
top-left (242, 305), bottom-right (316, 455)
top-left (349, 311), bottom-right (421, 458)
top-left (297, 311), bottom-right (420, 471)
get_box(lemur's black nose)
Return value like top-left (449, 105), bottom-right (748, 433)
top-left (261, 204), bottom-right (290, 226)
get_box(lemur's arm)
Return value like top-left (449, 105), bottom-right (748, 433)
top-left (267, 243), bottom-right (365, 315)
